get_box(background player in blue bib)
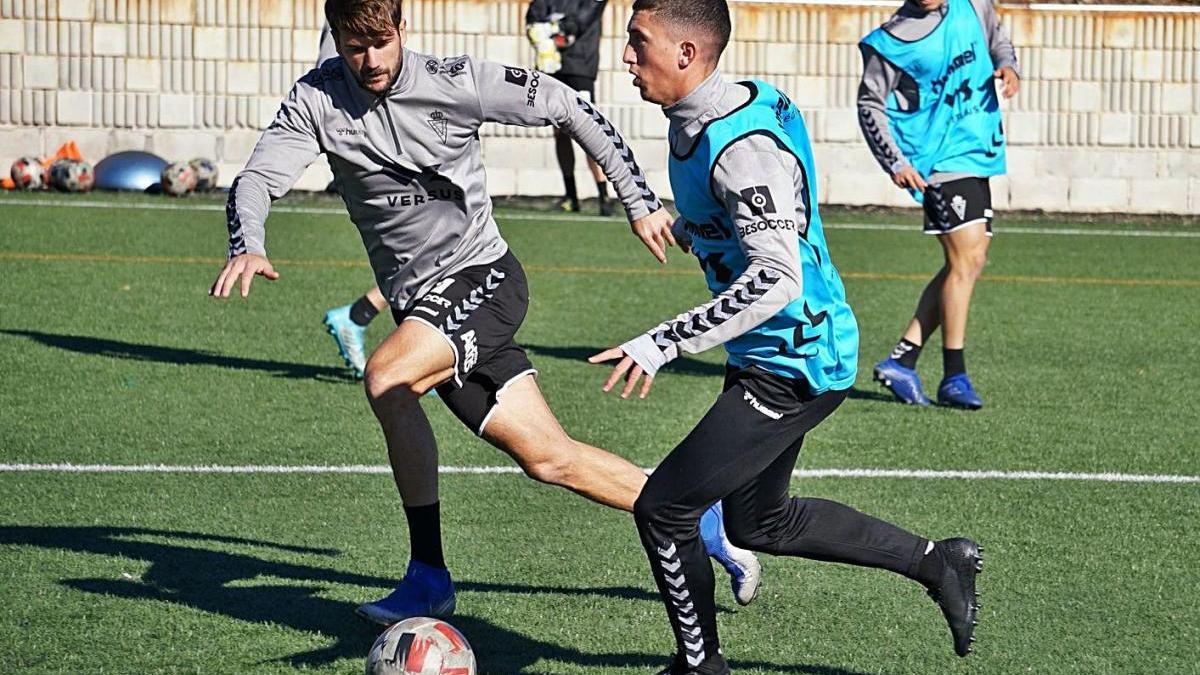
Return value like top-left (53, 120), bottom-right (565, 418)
top-left (858, 0), bottom-right (1020, 408)
top-left (591, 0), bottom-right (984, 671)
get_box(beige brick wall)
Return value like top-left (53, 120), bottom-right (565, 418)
top-left (1, 0), bottom-right (1198, 212)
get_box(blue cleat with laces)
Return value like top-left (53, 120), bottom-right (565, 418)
top-left (937, 373), bottom-right (983, 410)
top-left (700, 501), bottom-right (762, 606)
top-left (323, 304), bottom-right (367, 379)
top-left (873, 358), bottom-right (931, 406)
top-left (356, 559), bottom-right (456, 626)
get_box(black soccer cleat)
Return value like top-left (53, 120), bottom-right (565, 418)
top-left (926, 538), bottom-right (983, 657)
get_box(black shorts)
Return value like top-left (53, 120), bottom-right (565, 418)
top-left (393, 251), bottom-right (536, 435)
top-left (923, 177), bottom-right (994, 236)
top-left (550, 72), bottom-right (596, 104)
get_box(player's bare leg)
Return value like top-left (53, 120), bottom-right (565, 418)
top-left (934, 221), bottom-right (990, 408)
top-left (937, 222), bottom-right (989, 350)
top-left (481, 374), bottom-right (645, 510)
top-left (356, 319), bottom-right (458, 626)
top-left (874, 265), bottom-right (944, 405)
top-left (363, 319), bottom-right (455, 506)
top-left (483, 374), bottom-right (762, 604)
top-left (901, 266), bottom-right (947, 347)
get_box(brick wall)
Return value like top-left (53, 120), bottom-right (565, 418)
top-left (1, 0), bottom-right (1198, 213)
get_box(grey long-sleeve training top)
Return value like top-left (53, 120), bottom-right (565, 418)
top-left (856, 0), bottom-right (1019, 184)
top-left (225, 47), bottom-right (662, 310)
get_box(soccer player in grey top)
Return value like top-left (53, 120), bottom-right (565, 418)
top-left (208, 0), bottom-right (759, 626)
top-left (858, 0), bottom-right (1019, 409)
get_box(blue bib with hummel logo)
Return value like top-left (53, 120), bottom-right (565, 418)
top-left (668, 80), bottom-right (858, 393)
top-left (860, 0), bottom-right (1006, 189)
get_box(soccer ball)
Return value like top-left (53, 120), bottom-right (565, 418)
top-left (365, 617), bottom-right (476, 675)
top-left (10, 156), bottom-right (46, 190)
top-left (161, 161), bottom-right (197, 196)
top-left (48, 158), bottom-right (94, 192)
top-left (189, 157), bottom-right (218, 191)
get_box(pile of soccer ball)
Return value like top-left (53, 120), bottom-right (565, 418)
top-left (160, 157), bottom-right (219, 197)
top-left (10, 156), bottom-right (94, 192)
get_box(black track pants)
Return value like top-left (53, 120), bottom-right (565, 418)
top-left (634, 366), bottom-right (928, 674)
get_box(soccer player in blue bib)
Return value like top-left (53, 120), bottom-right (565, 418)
top-left (590, 0), bottom-right (984, 671)
top-left (858, 0), bottom-right (1020, 408)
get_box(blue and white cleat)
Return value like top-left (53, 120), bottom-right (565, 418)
top-left (356, 560), bottom-right (457, 626)
top-left (701, 501), bottom-right (762, 606)
top-left (323, 304), bottom-right (367, 379)
top-left (937, 373), bottom-right (983, 410)
top-left (873, 358), bottom-right (931, 406)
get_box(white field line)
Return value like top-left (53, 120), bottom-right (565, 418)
top-left (0, 463), bottom-right (1196, 484)
top-left (0, 197), bottom-right (1197, 239)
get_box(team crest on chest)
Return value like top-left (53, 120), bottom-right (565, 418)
top-left (427, 110), bottom-right (449, 143)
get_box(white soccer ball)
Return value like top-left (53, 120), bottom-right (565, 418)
top-left (10, 156), bottom-right (46, 190)
top-left (48, 158), bottom-right (94, 192)
top-left (161, 161), bottom-right (197, 196)
top-left (188, 157), bottom-right (218, 191)
top-left (366, 617), bottom-right (476, 675)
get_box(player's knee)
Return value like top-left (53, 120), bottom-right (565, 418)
top-left (633, 488), bottom-right (672, 527)
top-left (363, 355), bottom-right (426, 402)
top-left (948, 250), bottom-right (987, 281)
top-left (521, 452), bottom-right (574, 486)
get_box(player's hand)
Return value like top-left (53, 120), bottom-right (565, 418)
top-left (631, 207), bottom-right (676, 264)
top-left (209, 253), bottom-right (279, 298)
top-left (995, 66), bottom-right (1020, 99)
top-left (892, 166), bottom-right (927, 192)
top-left (588, 347), bottom-right (655, 399)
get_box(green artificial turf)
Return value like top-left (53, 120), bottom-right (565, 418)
top-left (0, 191), bottom-right (1197, 673)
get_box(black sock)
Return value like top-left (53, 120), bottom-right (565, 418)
top-left (348, 294), bottom-right (379, 327)
top-left (404, 502), bottom-right (446, 569)
top-left (943, 348), bottom-right (966, 377)
top-left (891, 338), bottom-right (922, 369)
top-left (914, 540), bottom-right (945, 587)
top-left (562, 175), bottom-right (578, 203)
top-left (596, 181), bottom-right (608, 204)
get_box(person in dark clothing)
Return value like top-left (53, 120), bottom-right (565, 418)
top-left (526, 0), bottom-right (614, 215)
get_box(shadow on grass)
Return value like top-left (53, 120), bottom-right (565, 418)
top-left (0, 525), bottom-right (873, 674)
top-left (0, 329), bottom-right (355, 382)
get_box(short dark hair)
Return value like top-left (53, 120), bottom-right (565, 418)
top-left (631, 0), bottom-right (731, 58)
top-left (325, 0), bottom-right (404, 38)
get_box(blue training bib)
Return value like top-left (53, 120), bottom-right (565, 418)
top-left (860, 0), bottom-right (1006, 200)
top-left (668, 81), bottom-right (858, 394)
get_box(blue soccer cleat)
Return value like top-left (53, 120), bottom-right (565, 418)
top-left (873, 358), bottom-right (931, 406)
top-left (701, 501), bottom-right (762, 606)
top-left (356, 559), bottom-right (457, 626)
top-left (937, 373), bottom-right (983, 410)
top-left (323, 304), bottom-right (367, 379)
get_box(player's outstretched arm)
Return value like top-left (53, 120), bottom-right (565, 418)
top-left (473, 59), bottom-right (664, 234)
top-left (590, 137), bottom-right (806, 398)
top-left (209, 253), bottom-right (279, 299)
top-left (216, 75), bottom-right (322, 299)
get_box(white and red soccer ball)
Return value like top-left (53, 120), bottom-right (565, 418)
top-left (10, 156), bottom-right (48, 190)
top-left (188, 157), bottom-right (219, 191)
top-left (161, 161), bottom-right (198, 196)
top-left (48, 158), bottom-right (94, 192)
top-left (366, 617), bottom-right (476, 675)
